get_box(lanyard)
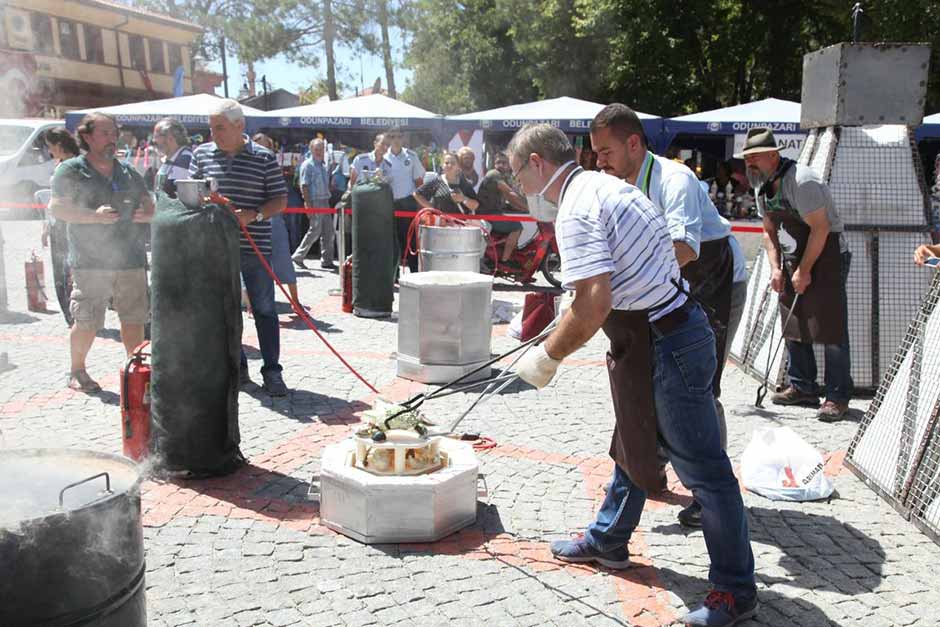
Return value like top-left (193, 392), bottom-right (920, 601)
top-left (638, 151), bottom-right (654, 198)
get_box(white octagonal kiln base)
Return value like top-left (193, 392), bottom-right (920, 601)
top-left (396, 353), bottom-right (492, 384)
top-left (318, 438), bottom-right (479, 544)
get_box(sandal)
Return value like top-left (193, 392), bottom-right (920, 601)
top-left (68, 369), bottom-right (101, 392)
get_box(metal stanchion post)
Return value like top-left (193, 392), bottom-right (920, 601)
top-left (329, 206), bottom-right (346, 296)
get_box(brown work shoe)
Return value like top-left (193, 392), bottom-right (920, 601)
top-left (817, 400), bottom-right (849, 423)
top-left (68, 369), bottom-right (101, 392)
top-left (770, 386), bottom-right (820, 407)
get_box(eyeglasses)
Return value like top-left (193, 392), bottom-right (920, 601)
top-left (511, 159), bottom-right (530, 179)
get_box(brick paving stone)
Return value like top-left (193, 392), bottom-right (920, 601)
top-left (4, 220), bottom-right (940, 626)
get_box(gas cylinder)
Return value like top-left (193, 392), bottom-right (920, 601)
top-left (341, 255), bottom-right (353, 313)
top-left (120, 342), bottom-right (151, 461)
top-left (24, 251), bottom-right (47, 312)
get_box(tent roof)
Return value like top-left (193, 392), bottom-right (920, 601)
top-left (924, 112), bottom-right (940, 125)
top-left (448, 96), bottom-right (658, 122)
top-left (271, 94), bottom-right (438, 119)
top-left (65, 93), bottom-right (266, 129)
top-left (670, 98), bottom-right (800, 124)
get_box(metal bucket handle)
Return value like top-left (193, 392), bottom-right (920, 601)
top-left (59, 472), bottom-right (112, 508)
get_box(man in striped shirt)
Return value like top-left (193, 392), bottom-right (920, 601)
top-left (512, 124), bottom-right (756, 627)
top-left (189, 99), bottom-right (289, 396)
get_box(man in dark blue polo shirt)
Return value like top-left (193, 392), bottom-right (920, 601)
top-left (190, 99), bottom-right (289, 396)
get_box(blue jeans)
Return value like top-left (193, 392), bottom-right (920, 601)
top-left (786, 251), bottom-right (853, 403)
top-left (240, 252), bottom-right (282, 375)
top-left (585, 305), bottom-right (756, 599)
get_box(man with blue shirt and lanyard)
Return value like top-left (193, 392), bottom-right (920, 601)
top-left (382, 127), bottom-right (426, 272)
top-left (189, 99), bottom-right (289, 396)
top-left (591, 103), bottom-right (747, 529)
top-left (511, 124), bottom-right (757, 627)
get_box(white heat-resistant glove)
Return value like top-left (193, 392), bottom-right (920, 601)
top-left (516, 344), bottom-right (562, 389)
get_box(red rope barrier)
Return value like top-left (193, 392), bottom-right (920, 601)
top-left (205, 193), bottom-right (379, 394)
top-left (4, 200), bottom-right (765, 231)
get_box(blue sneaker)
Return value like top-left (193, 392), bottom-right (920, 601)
top-left (549, 534), bottom-right (631, 569)
top-left (682, 590), bottom-right (758, 626)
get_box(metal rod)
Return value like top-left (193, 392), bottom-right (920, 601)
top-left (852, 3), bottom-right (864, 43)
top-left (755, 292), bottom-right (799, 407)
top-left (337, 205), bottom-right (346, 291)
top-left (423, 374), bottom-right (518, 401)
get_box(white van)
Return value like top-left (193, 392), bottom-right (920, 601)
top-left (0, 118), bottom-right (65, 205)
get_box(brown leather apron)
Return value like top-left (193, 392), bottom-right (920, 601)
top-left (764, 195), bottom-right (845, 345)
top-left (680, 236), bottom-right (733, 396)
top-left (602, 308), bottom-right (665, 492)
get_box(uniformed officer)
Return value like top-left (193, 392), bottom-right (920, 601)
top-left (381, 127), bottom-right (426, 272)
top-left (349, 133), bottom-right (391, 186)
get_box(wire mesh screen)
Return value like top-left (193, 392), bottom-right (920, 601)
top-left (728, 248), bottom-right (786, 388)
top-left (829, 126), bottom-right (929, 226)
top-left (848, 270), bottom-right (940, 543)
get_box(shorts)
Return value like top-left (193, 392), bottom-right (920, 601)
top-left (70, 268), bottom-right (149, 331)
top-left (490, 218), bottom-right (523, 235)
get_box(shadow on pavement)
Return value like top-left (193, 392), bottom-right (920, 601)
top-left (0, 310), bottom-right (39, 324)
top-left (651, 506), bottom-right (885, 597)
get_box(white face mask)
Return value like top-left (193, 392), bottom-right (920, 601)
top-left (526, 160), bottom-right (575, 222)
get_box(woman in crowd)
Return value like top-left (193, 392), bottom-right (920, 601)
top-left (42, 127), bottom-right (81, 325)
top-left (413, 151), bottom-right (479, 214)
top-left (252, 133), bottom-right (303, 310)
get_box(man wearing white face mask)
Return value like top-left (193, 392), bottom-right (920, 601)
top-left (511, 124), bottom-right (757, 627)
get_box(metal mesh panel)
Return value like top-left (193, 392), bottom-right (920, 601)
top-left (829, 126), bottom-right (928, 226)
top-left (798, 128), bottom-right (819, 167)
top-left (809, 127), bottom-right (838, 180)
top-left (848, 271), bottom-right (940, 541)
top-left (728, 248), bottom-right (786, 388)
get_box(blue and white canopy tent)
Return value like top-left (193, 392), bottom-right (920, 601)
top-left (444, 96), bottom-right (665, 152)
top-left (261, 94), bottom-right (443, 134)
top-left (663, 98), bottom-right (804, 160)
top-left (64, 93), bottom-right (267, 132)
top-left (915, 112), bottom-right (940, 141)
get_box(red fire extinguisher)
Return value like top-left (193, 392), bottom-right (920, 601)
top-left (120, 341), bottom-right (151, 461)
top-left (341, 255), bottom-right (353, 313)
top-left (25, 251), bottom-right (47, 312)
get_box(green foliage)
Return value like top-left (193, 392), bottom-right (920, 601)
top-left (402, 0), bottom-right (940, 116)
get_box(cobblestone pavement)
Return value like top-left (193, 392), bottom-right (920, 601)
top-left (1, 219), bottom-right (937, 626)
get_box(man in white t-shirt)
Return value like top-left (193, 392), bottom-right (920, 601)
top-left (511, 123), bottom-right (757, 627)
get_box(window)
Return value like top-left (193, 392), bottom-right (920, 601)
top-left (31, 12), bottom-right (54, 55)
top-left (148, 38), bottom-right (165, 73)
top-left (58, 18), bottom-right (80, 60)
top-left (167, 43), bottom-right (183, 73)
top-left (128, 34), bottom-right (146, 70)
top-left (83, 24), bottom-right (104, 64)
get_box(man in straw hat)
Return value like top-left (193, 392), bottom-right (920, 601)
top-left (739, 126), bottom-right (852, 421)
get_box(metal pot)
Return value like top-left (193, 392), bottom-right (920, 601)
top-left (174, 177), bottom-right (216, 209)
top-left (0, 449), bottom-right (146, 626)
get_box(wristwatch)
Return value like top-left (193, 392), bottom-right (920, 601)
top-left (253, 209), bottom-right (265, 222)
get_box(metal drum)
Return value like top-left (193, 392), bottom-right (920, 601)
top-left (0, 449), bottom-right (146, 626)
top-left (418, 225), bottom-right (485, 273)
top-left (397, 271), bottom-right (493, 383)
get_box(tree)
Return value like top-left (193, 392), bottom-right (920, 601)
top-left (401, 0), bottom-right (539, 114)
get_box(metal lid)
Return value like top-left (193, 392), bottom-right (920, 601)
top-left (400, 271), bottom-right (494, 288)
top-left (0, 449), bottom-right (141, 528)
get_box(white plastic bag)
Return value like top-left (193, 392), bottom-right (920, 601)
top-left (740, 426), bottom-right (834, 502)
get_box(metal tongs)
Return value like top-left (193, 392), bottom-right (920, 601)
top-left (381, 318), bottom-right (559, 434)
top-left (755, 292), bottom-right (799, 408)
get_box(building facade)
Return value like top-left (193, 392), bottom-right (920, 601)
top-left (0, 0), bottom-right (203, 118)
